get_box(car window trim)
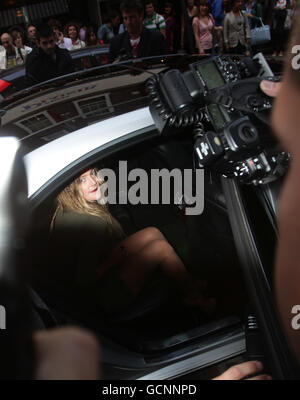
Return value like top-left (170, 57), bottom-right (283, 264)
top-left (27, 125), bottom-right (158, 210)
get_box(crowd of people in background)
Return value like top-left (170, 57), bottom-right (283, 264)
top-left (0, 0), bottom-right (299, 74)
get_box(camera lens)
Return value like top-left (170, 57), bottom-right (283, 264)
top-left (239, 124), bottom-right (258, 143)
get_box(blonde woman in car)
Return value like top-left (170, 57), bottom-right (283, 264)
top-left (48, 167), bottom-right (215, 315)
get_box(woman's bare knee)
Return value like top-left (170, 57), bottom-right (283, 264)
top-left (139, 227), bottom-right (165, 242)
top-left (119, 239), bottom-right (168, 292)
top-left (119, 239), bottom-right (184, 294)
top-left (120, 239), bottom-right (171, 278)
top-left (145, 238), bottom-right (174, 259)
top-left (114, 227), bottom-right (164, 259)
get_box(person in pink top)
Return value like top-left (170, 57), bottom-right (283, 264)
top-left (163, 2), bottom-right (176, 53)
top-left (192, 0), bottom-right (215, 54)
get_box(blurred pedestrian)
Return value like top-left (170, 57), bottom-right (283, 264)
top-left (109, 0), bottom-right (166, 63)
top-left (163, 2), bottom-right (175, 53)
top-left (290, 0), bottom-right (298, 24)
top-left (48, 19), bottom-right (72, 51)
top-left (26, 24), bottom-right (38, 49)
top-left (8, 25), bottom-right (23, 39)
top-left (143, 0), bottom-right (166, 37)
top-left (64, 22), bottom-right (86, 50)
top-left (245, 0), bottom-right (263, 28)
top-left (223, 0), bottom-right (232, 13)
top-left (193, 0), bottom-right (215, 54)
top-left (223, 0), bottom-right (251, 54)
top-left (119, 22), bottom-right (126, 34)
top-left (97, 11), bottom-right (120, 44)
top-left (210, 0), bottom-right (225, 53)
top-left (80, 24), bottom-right (88, 41)
top-left (0, 33), bottom-right (24, 72)
top-left (210, 0), bottom-right (225, 25)
top-left (181, 0), bottom-right (198, 53)
top-left (245, 0), bottom-right (256, 28)
top-left (11, 30), bottom-right (32, 63)
top-left (85, 26), bottom-right (98, 46)
top-left (272, 0), bottom-right (287, 56)
top-left (252, 0), bottom-right (263, 27)
top-left (247, 0), bottom-right (264, 54)
top-left (26, 24), bottom-right (74, 85)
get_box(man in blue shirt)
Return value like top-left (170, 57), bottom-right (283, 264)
top-left (210, 0), bottom-right (225, 26)
top-left (210, 0), bottom-right (225, 53)
top-left (98, 11), bottom-right (120, 44)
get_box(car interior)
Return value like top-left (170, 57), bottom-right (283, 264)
top-left (0, 49), bottom-right (294, 378)
top-left (25, 125), bottom-right (255, 377)
top-left (4, 50), bottom-right (288, 378)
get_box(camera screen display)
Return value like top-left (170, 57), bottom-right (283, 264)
top-left (207, 103), bottom-right (225, 130)
top-left (197, 61), bottom-right (225, 90)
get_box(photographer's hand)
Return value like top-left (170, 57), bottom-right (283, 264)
top-left (260, 80), bottom-right (282, 97)
top-left (213, 361), bottom-right (272, 380)
top-left (33, 327), bottom-right (101, 380)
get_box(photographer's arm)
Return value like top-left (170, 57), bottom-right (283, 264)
top-left (33, 327), bottom-right (101, 380)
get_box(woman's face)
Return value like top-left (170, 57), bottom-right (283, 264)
top-left (79, 169), bottom-right (100, 202)
top-left (90, 32), bottom-right (96, 42)
top-left (164, 5), bottom-right (172, 16)
top-left (199, 4), bottom-right (209, 15)
top-left (68, 26), bottom-right (78, 40)
top-left (234, 0), bottom-right (243, 10)
top-left (14, 34), bottom-right (23, 47)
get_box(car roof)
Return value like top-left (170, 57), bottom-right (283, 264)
top-left (24, 107), bottom-right (155, 198)
top-left (0, 60), bottom-right (168, 150)
top-left (69, 44), bottom-right (109, 57)
top-left (0, 54), bottom-right (225, 199)
top-left (1, 54), bottom-right (199, 147)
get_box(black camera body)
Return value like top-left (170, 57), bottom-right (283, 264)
top-left (146, 54), bottom-right (287, 185)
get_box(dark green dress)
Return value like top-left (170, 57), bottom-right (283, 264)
top-left (47, 210), bottom-right (134, 315)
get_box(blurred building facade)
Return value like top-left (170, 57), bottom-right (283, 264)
top-left (0, 0), bottom-right (123, 31)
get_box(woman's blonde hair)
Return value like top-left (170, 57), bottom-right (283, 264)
top-left (50, 168), bottom-right (125, 238)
